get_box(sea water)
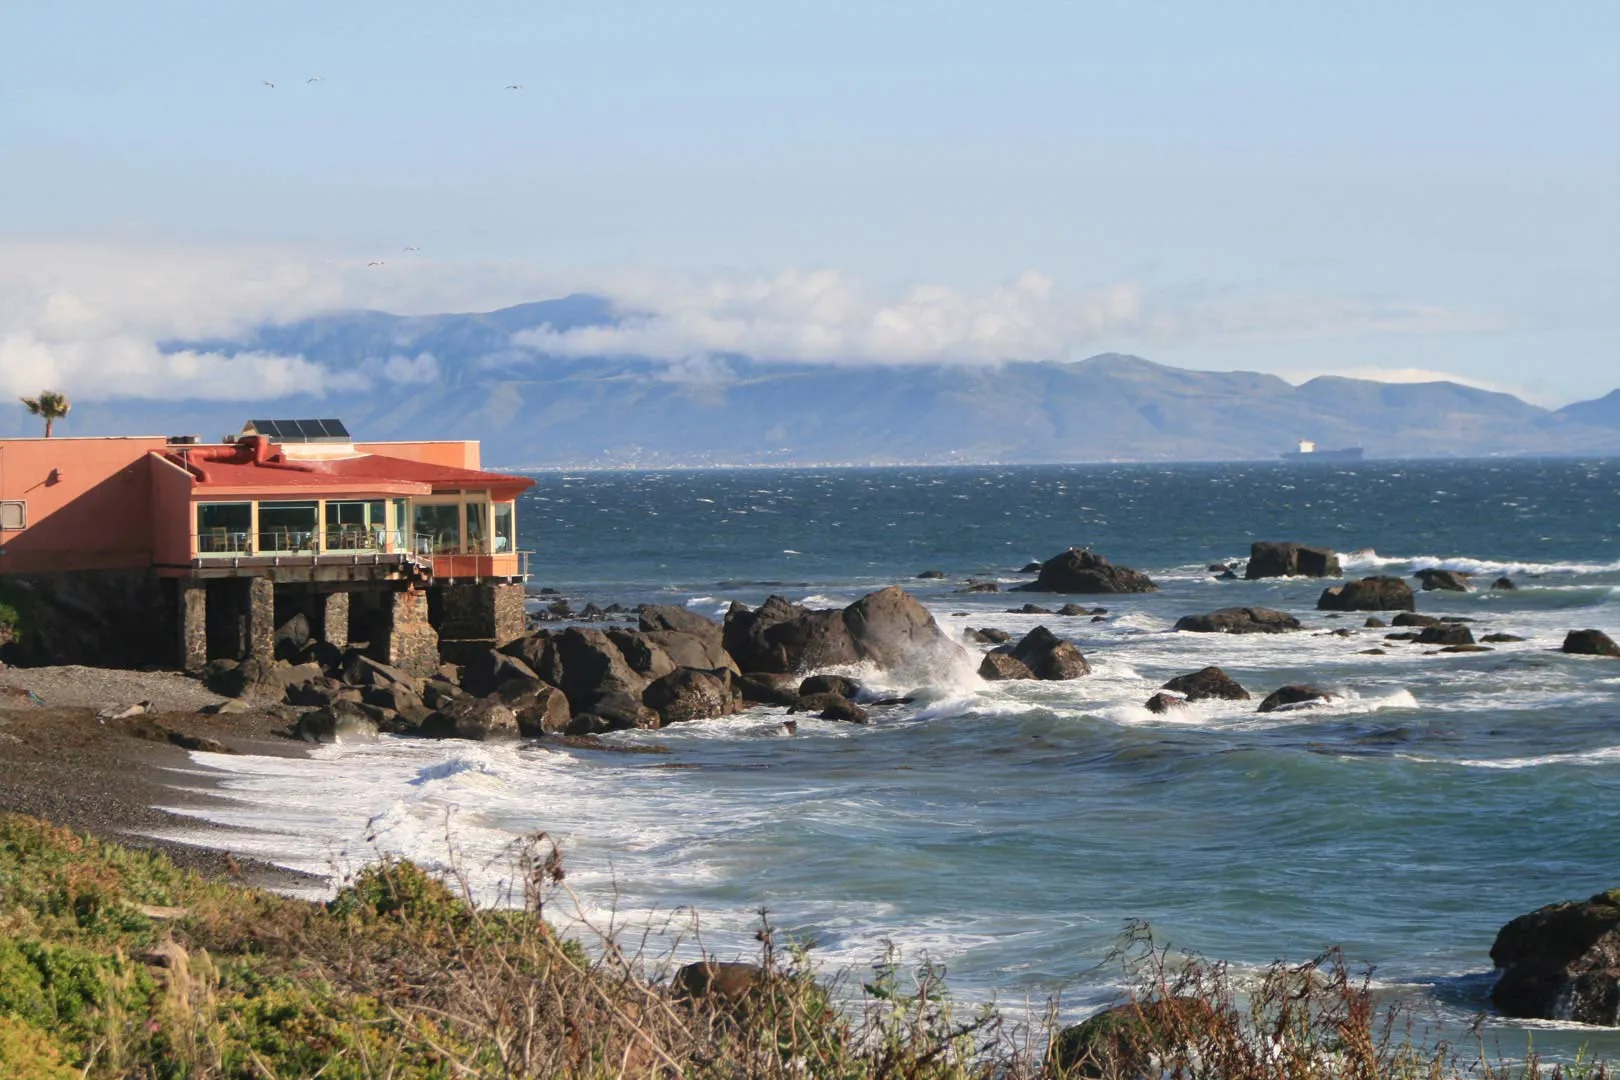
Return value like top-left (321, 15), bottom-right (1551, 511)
top-left (154, 460), bottom-right (1620, 1053)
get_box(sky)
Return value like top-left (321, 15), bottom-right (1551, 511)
top-left (0, 1), bottom-right (1615, 406)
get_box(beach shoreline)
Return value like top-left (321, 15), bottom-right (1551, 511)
top-left (0, 664), bottom-right (326, 893)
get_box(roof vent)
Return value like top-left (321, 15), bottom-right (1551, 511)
top-left (242, 419), bottom-right (351, 443)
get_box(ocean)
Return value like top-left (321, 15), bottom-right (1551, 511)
top-left (155, 459), bottom-right (1620, 1053)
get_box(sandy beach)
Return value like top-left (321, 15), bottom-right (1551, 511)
top-left (0, 664), bottom-right (326, 892)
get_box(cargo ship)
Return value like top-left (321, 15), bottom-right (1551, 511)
top-left (1280, 439), bottom-right (1364, 461)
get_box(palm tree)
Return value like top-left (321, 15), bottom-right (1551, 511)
top-left (20, 391), bottom-right (70, 438)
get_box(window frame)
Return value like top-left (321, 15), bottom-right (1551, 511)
top-left (0, 500), bottom-right (25, 531)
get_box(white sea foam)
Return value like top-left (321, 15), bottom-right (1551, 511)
top-left (1337, 549), bottom-right (1620, 578)
top-left (1403, 745), bottom-right (1620, 770)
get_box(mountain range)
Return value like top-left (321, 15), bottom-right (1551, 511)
top-left (11, 296), bottom-right (1620, 467)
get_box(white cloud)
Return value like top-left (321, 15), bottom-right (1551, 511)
top-left (1290, 365), bottom-right (1538, 401)
top-left (0, 231), bottom-right (1511, 405)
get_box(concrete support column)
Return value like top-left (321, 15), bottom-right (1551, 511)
top-left (382, 588), bottom-right (439, 677)
top-left (177, 582), bottom-right (207, 674)
top-left (321, 591), bottom-right (350, 649)
top-left (246, 576), bottom-right (275, 661)
top-left (433, 582), bottom-right (527, 646)
top-left (490, 582), bottom-right (525, 646)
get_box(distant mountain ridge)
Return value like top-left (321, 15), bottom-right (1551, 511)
top-left (10, 296), bottom-right (1620, 466)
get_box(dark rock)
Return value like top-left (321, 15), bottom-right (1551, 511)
top-left (460, 648), bottom-right (541, 698)
top-left (962, 582), bottom-right (1000, 594)
top-left (1359, 648), bottom-right (1387, 655)
top-left (1008, 604), bottom-right (1053, 615)
top-left (643, 668), bottom-right (736, 725)
top-left (1415, 568), bottom-right (1473, 592)
top-left (1244, 542), bottom-right (1341, 580)
top-left (673, 961), bottom-right (767, 1009)
top-left (1438, 644), bottom-right (1492, 653)
top-left (735, 672), bottom-right (801, 707)
top-left (788, 692), bottom-right (870, 724)
top-left (591, 691), bottom-right (662, 730)
top-left (1161, 666), bottom-right (1249, 701)
top-left (1007, 625), bottom-right (1090, 680)
top-left (1482, 633), bottom-right (1526, 644)
top-left (1317, 576), bottom-right (1416, 612)
top-left (1258, 685), bottom-right (1337, 713)
top-left (284, 675), bottom-right (361, 709)
top-left (423, 697), bottom-right (519, 740)
top-left (1384, 632), bottom-right (1422, 641)
top-left (296, 701), bottom-right (379, 743)
top-left (421, 679), bottom-right (466, 710)
top-left (1492, 577), bottom-right (1518, 591)
top-left (1391, 612), bottom-right (1439, 627)
top-left (723, 596), bottom-right (857, 674)
top-left (363, 682), bottom-right (425, 715)
top-left (974, 627), bottom-right (1012, 644)
top-left (1144, 692), bottom-right (1187, 714)
top-left (1216, 569), bottom-right (1239, 580)
top-left (564, 713), bottom-right (612, 736)
top-left (343, 654), bottom-right (417, 692)
top-left (272, 613), bottom-right (311, 662)
top-left (1364, 617), bottom-right (1387, 628)
top-left (1417, 624), bottom-right (1475, 646)
top-left (1048, 997), bottom-right (1217, 1079)
top-left (1491, 889), bottom-right (1620, 1024)
top-left (640, 629), bottom-right (737, 674)
top-left (1019, 562), bottom-right (1044, 573)
top-left (1563, 630), bottom-right (1620, 658)
top-left (534, 627), bottom-right (652, 712)
top-left (1057, 604), bottom-right (1089, 616)
top-left (1173, 607), bottom-right (1301, 634)
top-left (606, 630), bottom-right (678, 681)
top-left (1017, 549), bottom-right (1157, 594)
top-left (1090, 615), bottom-right (1107, 622)
top-left (978, 652), bottom-right (1036, 681)
top-left (1207, 563), bottom-right (1232, 573)
top-left (916, 569), bottom-right (947, 579)
top-left (638, 604), bottom-right (721, 640)
top-left (498, 680), bottom-right (571, 737)
top-left (843, 585), bottom-right (964, 675)
top-left (799, 674), bottom-right (862, 699)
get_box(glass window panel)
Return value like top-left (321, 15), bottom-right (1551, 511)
top-left (391, 499), bottom-right (409, 551)
top-left (258, 501), bottom-right (318, 552)
top-left (1, 501), bottom-right (27, 531)
top-left (494, 502), bottom-right (515, 553)
top-left (412, 503), bottom-right (461, 555)
top-left (465, 501), bottom-right (487, 553)
top-left (325, 500), bottom-right (386, 550)
top-left (196, 502), bottom-right (251, 553)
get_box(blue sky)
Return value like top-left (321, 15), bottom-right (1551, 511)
top-left (1, 1), bottom-right (1615, 405)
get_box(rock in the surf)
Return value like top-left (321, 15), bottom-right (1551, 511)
top-left (1317, 576), bottom-right (1416, 612)
top-left (1491, 889), bottom-right (1620, 1024)
top-left (501, 681), bottom-right (571, 736)
top-left (1417, 624), bottom-right (1475, 646)
top-left (1017, 549), bottom-right (1158, 594)
top-left (643, 668), bottom-right (736, 725)
top-left (1144, 691), bottom-right (1188, 714)
top-left (1492, 576), bottom-right (1518, 591)
top-left (1244, 541), bottom-right (1341, 580)
top-left (1162, 666), bottom-right (1250, 701)
top-left (735, 672), bottom-right (801, 707)
top-left (788, 692), bottom-right (870, 724)
top-left (916, 569), bottom-right (947, 579)
top-left (1391, 612), bottom-right (1439, 627)
top-left (1173, 607), bottom-right (1301, 634)
top-left (723, 587), bottom-right (963, 677)
top-left (1562, 629), bottom-right (1620, 658)
top-left (422, 696), bottom-right (519, 740)
top-left (1047, 997), bottom-right (1217, 1079)
top-left (1257, 685), bottom-right (1338, 713)
top-left (1414, 568), bottom-right (1473, 592)
top-left (1007, 625), bottom-right (1090, 680)
top-left (978, 652), bottom-right (1037, 681)
top-left (1482, 633), bottom-right (1526, 644)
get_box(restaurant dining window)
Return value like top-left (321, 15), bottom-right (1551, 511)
top-left (258, 501), bottom-right (318, 553)
top-left (465, 500), bottom-right (488, 553)
top-left (325, 499), bottom-right (386, 551)
top-left (391, 498), bottom-right (409, 551)
top-left (196, 502), bottom-right (251, 554)
top-left (413, 502), bottom-right (462, 555)
top-left (493, 502), bottom-right (515, 553)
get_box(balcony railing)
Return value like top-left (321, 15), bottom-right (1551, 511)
top-left (194, 531), bottom-right (530, 579)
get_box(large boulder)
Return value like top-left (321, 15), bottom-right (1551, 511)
top-left (1491, 890), bottom-right (1620, 1024)
top-left (1414, 568), bottom-right (1473, 592)
top-left (296, 701), bottom-right (379, 743)
top-left (1001, 626), bottom-right (1089, 680)
top-left (591, 691), bottom-right (662, 731)
top-left (1161, 666), bottom-right (1249, 701)
top-left (979, 652), bottom-right (1036, 681)
top-left (1317, 576), bottom-right (1415, 612)
top-left (1492, 577), bottom-right (1518, 591)
top-left (643, 668), bottom-right (736, 725)
top-left (526, 627), bottom-right (651, 713)
top-left (1048, 997), bottom-right (1217, 1079)
top-left (641, 629), bottom-right (738, 674)
top-left (422, 697), bottom-right (519, 740)
top-left (639, 604), bottom-right (723, 641)
top-left (1258, 685), bottom-right (1337, 713)
top-left (842, 585), bottom-right (963, 675)
top-left (1017, 549), bottom-right (1157, 594)
top-left (1563, 630), bottom-right (1620, 658)
top-left (723, 588), bottom-right (963, 677)
top-left (1144, 692), bottom-right (1188, 714)
top-left (606, 630), bottom-right (679, 681)
top-left (460, 648), bottom-right (541, 698)
top-left (495, 679), bottom-right (571, 736)
top-left (343, 654), bottom-right (418, 693)
top-left (272, 613), bottom-right (312, 662)
top-left (788, 693), bottom-right (870, 724)
top-left (735, 673), bottom-right (801, 707)
top-left (1173, 608), bottom-right (1301, 634)
top-left (1244, 542), bottom-right (1341, 580)
top-left (799, 674), bottom-right (862, 699)
top-left (1417, 624), bottom-right (1475, 646)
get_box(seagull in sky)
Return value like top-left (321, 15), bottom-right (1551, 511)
top-left (262, 80), bottom-right (275, 89)
top-left (403, 246), bottom-right (421, 253)
top-left (306, 76), bottom-right (324, 83)
top-left (504, 84), bottom-right (523, 90)
top-left (367, 260), bottom-right (385, 267)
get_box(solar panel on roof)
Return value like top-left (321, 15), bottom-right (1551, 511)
top-left (242, 418), bottom-right (351, 443)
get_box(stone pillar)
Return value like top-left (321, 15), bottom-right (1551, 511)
top-left (246, 576), bottom-right (275, 661)
top-left (177, 581), bottom-right (207, 673)
top-left (491, 582), bottom-right (525, 646)
top-left (321, 591), bottom-right (350, 649)
top-left (382, 588), bottom-right (439, 677)
top-left (432, 582), bottom-right (527, 646)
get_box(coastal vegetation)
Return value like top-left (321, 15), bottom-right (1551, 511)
top-left (2, 810), bottom-right (1616, 1079)
top-left (19, 390), bottom-right (71, 438)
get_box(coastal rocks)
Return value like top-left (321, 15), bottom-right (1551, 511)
top-left (296, 701), bottom-right (379, 743)
top-left (642, 668), bottom-right (736, 725)
top-left (1391, 613), bottom-right (1439, 628)
top-left (843, 586), bottom-right (964, 674)
top-left (723, 587), bottom-right (963, 677)
top-left (673, 961), bottom-right (768, 1009)
top-left (1258, 685), bottom-right (1338, 713)
top-left (789, 693), bottom-right (870, 724)
top-left (1492, 577), bottom-right (1518, 591)
top-left (976, 626), bottom-right (1089, 682)
top-left (799, 674), bottom-right (862, 699)
top-left (1244, 541), bottom-right (1341, 580)
top-left (1161, 666), bottom-right (1250, 702)
top-left (459, 649), bottom-right (540, 699)
top-left (1017, 549), bottom-right (1158, 594)
top-left (1491, 889), bottom-right (1620, 1024)
top-left (605, 630), bottom-right (679, 682)
top-left (497, 680), bottom-right (571, 736)
top-left (524, 628), bottom-right (652, 714)
top-left (1048, 997), bottom-right (1216, 1079)
top-left (1417, 624), bottom-right (1475, 646)
top-left (962, 627), bottom-right (1011, 645)
top-left (1414, 568), bottom-right (1473, 592)
top-left (1482, 633), bottom-right (1526, 644)
top-left (592, 691), bottom-right (662, 731)
top-left (735, 673), bottom-right (801, 707)
top-left (1562, 630), bottom-right (1620, 658)
top-left (422, 696), bottom-right (518, 740)
top-left (1317, 576), bottom-right (1416, 612)
top-left (1173, 607), bottom-right (1301, 634)
top-left (1145, 692), bottom-right (1188, 714)
top-left (916, 569), bottom-right (947, 579)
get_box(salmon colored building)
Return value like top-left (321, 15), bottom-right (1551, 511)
top-left (0, 420), bottom-right (535, 675)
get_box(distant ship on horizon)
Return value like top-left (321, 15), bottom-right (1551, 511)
top-left (1280, 439), bottom-right (1365, 461)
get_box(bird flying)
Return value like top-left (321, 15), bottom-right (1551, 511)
top-left (262, 80), bottom-right (275, 89)
top-left (367, 260), bottom-right (385, 267)
top-left (306, 76), bottom-right (324, 83)
top-left (505, 84), bottom-right (523, 90)
top-left (403, 246), bottom-right (421, 252)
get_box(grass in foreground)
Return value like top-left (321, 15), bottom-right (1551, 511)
top-left (0, 812), bottom-right (1611, 1079)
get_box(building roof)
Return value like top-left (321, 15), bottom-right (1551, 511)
top-left (165, 446), bottom-right (535, 498)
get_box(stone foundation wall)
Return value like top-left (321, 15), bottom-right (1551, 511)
top-left (381, 588), bottom-right (440, 677)
top-left (433, 582), bottom-right (527, 646)
top-left (0, 569), bottom-right (175, 669)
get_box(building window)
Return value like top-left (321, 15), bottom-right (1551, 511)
top-left (258, 501), bottom-right (318, 552)
top-left (0, 501), bottom-right (24, 531)
top-left (465, 500), bottom-right (488, 553)
top-left (197, 502), bottom-right (251, 553)
top-left (493, 501), bottom-right (515, 553)
top-left (325, 499), bottom-right (386, 551)
top-left (413, 503), bottom-right (461, 555)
